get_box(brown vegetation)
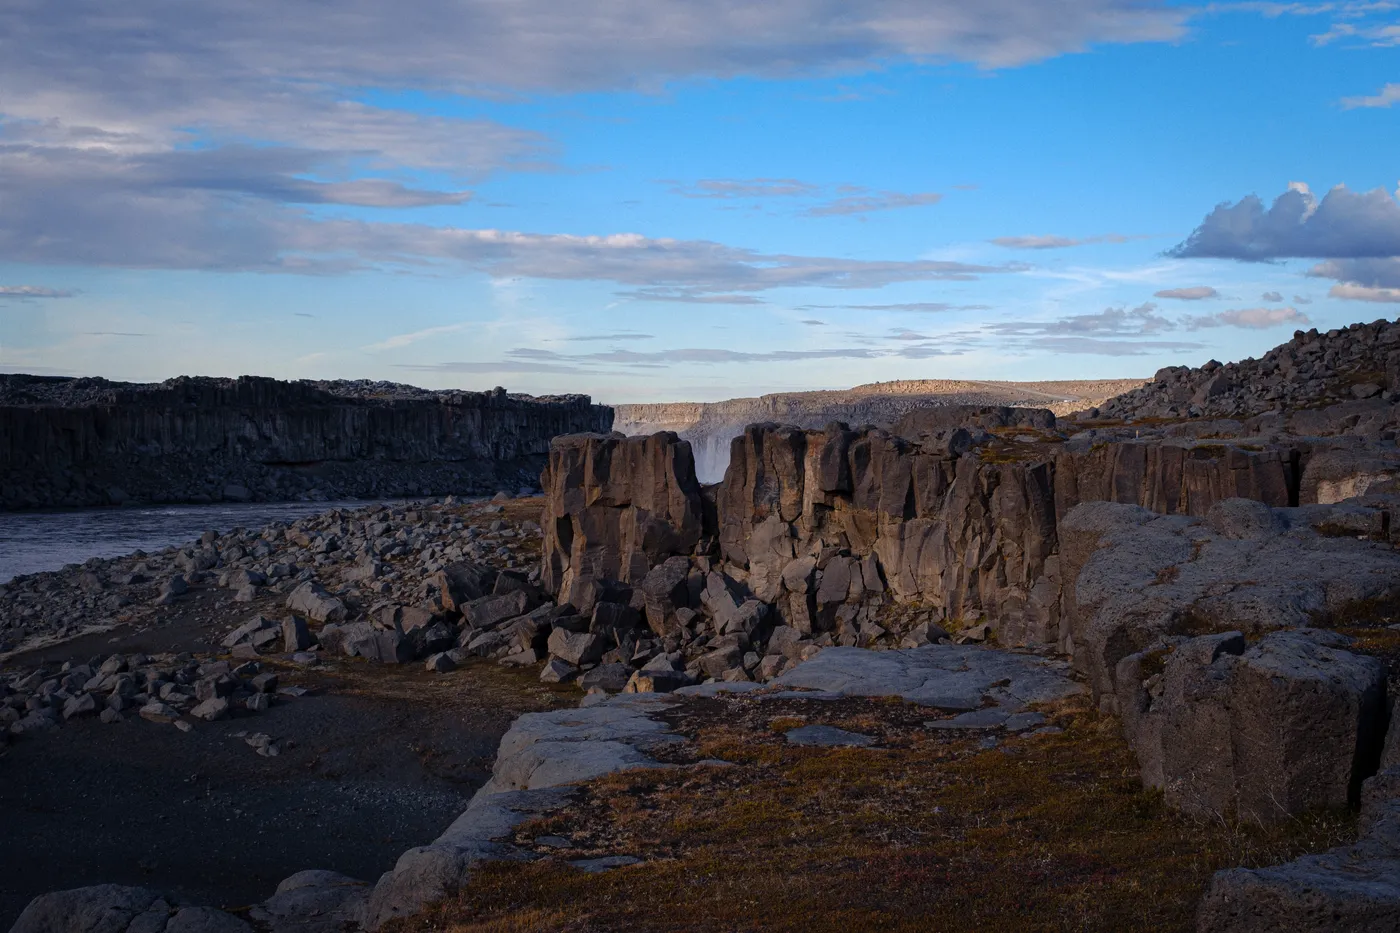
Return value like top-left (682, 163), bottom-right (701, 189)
top-left (395, 696), bottom-right (1353, 933)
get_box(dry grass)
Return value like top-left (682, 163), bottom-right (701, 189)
top-left (394, 696), bottom-right (1354, 933)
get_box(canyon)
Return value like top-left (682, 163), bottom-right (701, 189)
top-left (5, 319), bottom-right (1400, 932)
top-left (613, 377), bottom-right (1145, 482)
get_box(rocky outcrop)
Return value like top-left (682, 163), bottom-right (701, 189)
top-left (0, 375), bottom-right (611, 510)
top-left (1072, 497), bottom-right (1400, 704)
top-left (543, 415), bottom-right (1397, 653)
top-left (1095, 317), bottom-right (1400, 422)
top-left (539, 432), bottom-right (706, 615)
top-left (614, 379), bottom-right (1144, 482)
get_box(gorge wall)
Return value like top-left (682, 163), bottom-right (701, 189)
top-left (0, 375), bottom-right (613, 510)
top-left (613, 378), bottom-right (1145, 483)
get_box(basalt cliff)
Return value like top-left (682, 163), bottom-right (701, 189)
top-left (0, 375), bottom-right (613, 510)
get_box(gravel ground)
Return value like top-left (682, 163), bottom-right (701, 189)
top-left (0, 642), bottom-right (561, 928)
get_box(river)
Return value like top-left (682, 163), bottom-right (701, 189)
top-left (0, 500), bottom-right (400, 583)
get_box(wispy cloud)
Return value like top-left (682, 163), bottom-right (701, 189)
top-left (0, 285), bottom-right (75, 299)
top-left (976, 297), bottom-right (1304, 354)
top-left (363, 322), bottom-right (469, 352)
top-left (805, 190), bottom-right (942, 217)
top-left (1183, 306), bottom-right (1311, 329)
top-left (616, 289), bottom-right (768, 305)
top-left (668, 178), bottom-right (819, 199)
top-left (552, 332), bottom-right (656, 341)
top-left (1153, 286), bottom-right (1219, 300)
top-left (402, 336), bottom-right (968, 377)
top-left (990, 233), bottom-right (1143, 249)
top-left (987, 302), bottom-right (1174, 338)
top-left (1023, 336), bottom-right (1205, 356)
top-left (1341, 82), bottom-right (1400, 108)
top-left (799, 301), bottom-right (993, 313)
top-left (666, 177), bottom-right (945, 219)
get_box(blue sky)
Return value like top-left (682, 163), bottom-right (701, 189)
top-left (3, 1), bottom-right (1400, 402)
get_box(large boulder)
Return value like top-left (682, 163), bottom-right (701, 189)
top-left (638, 556), bottom-right (693, 636)
top-left (1118, 630), bottom-right (1387, 823)
top-left (428, 561), bottom-right (499, 614)
top-left (10, 885), bottom-right (167, 933)
top-left (9, 886), bottom-right (253, 933)
top-left (285, 582), bottom-right (345, 624)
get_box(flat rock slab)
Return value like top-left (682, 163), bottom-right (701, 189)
top-left (775, 646), bottom-right (1083, 711)
top-left (785, 725), bottom-right (877, 747)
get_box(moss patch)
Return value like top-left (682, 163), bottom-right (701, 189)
top-left (396, 696), bottom-right (1353, 933)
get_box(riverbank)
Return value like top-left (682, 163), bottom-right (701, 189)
top-left (0, 499), bottom-right (410, 584)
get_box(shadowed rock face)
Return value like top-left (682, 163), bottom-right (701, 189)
top-left (0, 375), bottom-right (612, 509)
top-left (539, 432), bottom-right (707, 615)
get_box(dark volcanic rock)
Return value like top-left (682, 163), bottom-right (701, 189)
top-left (0, 374), bottom-right (611, 510)
top-left (539, 432), bottom-right (706, 614)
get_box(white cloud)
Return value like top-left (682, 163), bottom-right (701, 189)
top-left (800, 302), bottom-right (993, 312)
top-left (0, 2), bottom-right (1189, 112)
top-left (0, 1), bottom-right (1190, 295)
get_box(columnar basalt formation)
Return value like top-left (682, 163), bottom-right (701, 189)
top-left (0, 375), bottom-right (612, 509)
top-left (542, 413), bottom-right (1400, 651)
top-left (539, 432), bottom-right (706, 615)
